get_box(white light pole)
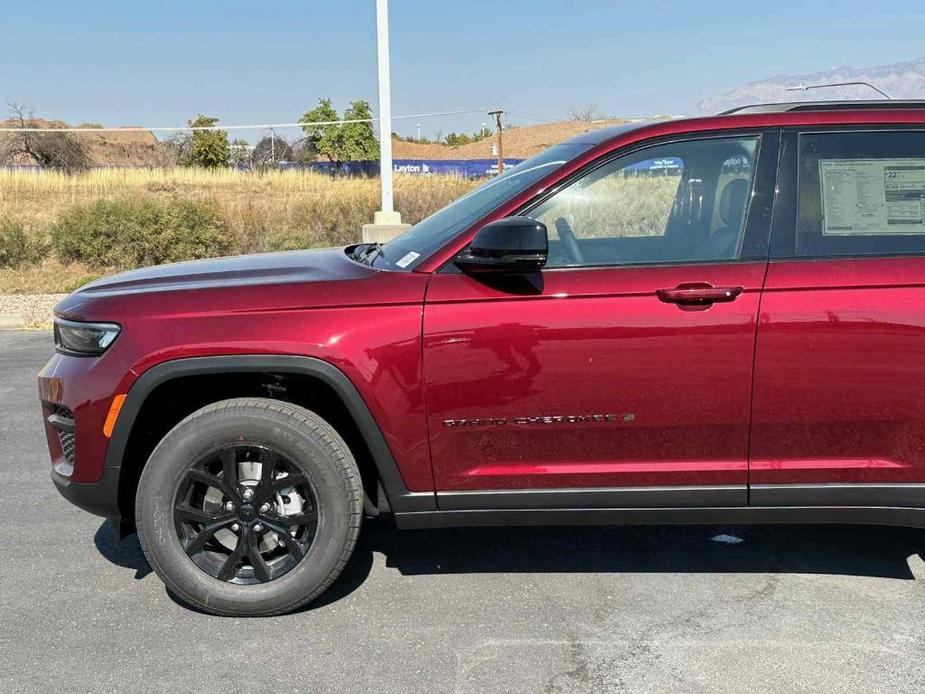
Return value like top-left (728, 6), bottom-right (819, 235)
top-left (376, 0), bottom-right (394, 217)
top-left (363, 0), bottom-right (409, 242)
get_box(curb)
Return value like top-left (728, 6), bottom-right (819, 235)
top-left (0, 294), bottom-right (65, 330)
top-left (0, 314), bottom-right (25, 330)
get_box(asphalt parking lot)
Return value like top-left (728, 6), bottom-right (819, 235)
top-left (2, 329), bottom-right (925, 694)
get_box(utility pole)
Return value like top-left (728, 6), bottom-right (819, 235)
top-left (363, 0), bottom-right (410, 242)
top-left (488, 108), bottom-right (504, 174)
top-left (270, 128), bottom-right (276, 165)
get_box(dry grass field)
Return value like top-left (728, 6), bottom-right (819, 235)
top-left (0, 168), bottom-right (477, 293)
top-left (536, 175), bottom-right (682, 239)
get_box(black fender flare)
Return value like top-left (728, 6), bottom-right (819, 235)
top-left (105, 355), bottom-right (436, 513)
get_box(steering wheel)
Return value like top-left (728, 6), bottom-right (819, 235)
top-left (555, 217), bottom-right (585, 265)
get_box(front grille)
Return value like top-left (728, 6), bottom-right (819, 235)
top-left (58, 429), bottom-right (76, 467)
top-left (48, 405), bottom-right (76, 470)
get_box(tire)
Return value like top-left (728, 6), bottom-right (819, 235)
top-left (135, 397), bottom-right (363, 617)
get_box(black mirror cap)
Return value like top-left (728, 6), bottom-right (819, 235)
top-left (455, 216), bottom-right (548, 274)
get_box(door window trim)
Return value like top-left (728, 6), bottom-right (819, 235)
top-left (770, 126), bottom-right (925, 262)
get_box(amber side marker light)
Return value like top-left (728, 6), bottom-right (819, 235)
top-left (103, 394), bottom-right (127, 438)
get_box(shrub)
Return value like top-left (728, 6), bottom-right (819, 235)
top-left (62, 273), bottom-right (102, 293)
top-left (51, 198), bottom-right (228, 269)
top-left (0, 219), bottom-right (48, 268)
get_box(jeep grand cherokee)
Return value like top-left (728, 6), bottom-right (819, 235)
top-left (39, 101), bottom-right (925, 615)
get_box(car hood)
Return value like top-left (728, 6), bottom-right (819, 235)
top-left (53, 246), bottom-right (385, 320)
top-left (70, 247), bottom-right (372, 297)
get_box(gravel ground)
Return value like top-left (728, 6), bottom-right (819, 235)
top-left (0, 293), bottom-right (64, 328)
top-left (2, 329), bottom-right (925, 694)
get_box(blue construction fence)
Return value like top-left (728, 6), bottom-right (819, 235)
top-left (281, 156), bottom-right (689, 177)
top-left (0, 160), bottom-right (525, 178)
top-left (279, 159), bottom-right (525, 178)
top-left (3, 156), bottom-right (711, 177)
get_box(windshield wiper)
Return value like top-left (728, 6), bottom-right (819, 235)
top-left (356, 242), bottom-right (382, 265)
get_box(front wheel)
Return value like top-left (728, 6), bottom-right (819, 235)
top-left (135, 398), bottom-right (363, 616)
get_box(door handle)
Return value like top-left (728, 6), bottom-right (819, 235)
top-left (656, 282), bottom-right (743, 307)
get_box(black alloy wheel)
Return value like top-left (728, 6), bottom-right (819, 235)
top-left (174, 443), bottom-right (319, 584)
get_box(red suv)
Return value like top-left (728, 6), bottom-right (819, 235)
top-left (40, 101), bottom-right (925, 616)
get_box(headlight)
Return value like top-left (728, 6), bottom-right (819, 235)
top-left (53, 318), bottom-right (121, 356)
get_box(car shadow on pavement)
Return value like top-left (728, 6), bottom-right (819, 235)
top-left (93, 518), bottom-right (376, 611)
top-left (359, 520), bottom-right (925, 581)
top-left (94, 520), bottom-right (153, 580)
top-left (94, 518), bottom-right (925, 613)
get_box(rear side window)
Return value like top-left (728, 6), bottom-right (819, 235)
top-left (795, 131), bottom-right (925, 258)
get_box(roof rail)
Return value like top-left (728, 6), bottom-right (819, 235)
top-left (719, 100), bottom-right (925, 115)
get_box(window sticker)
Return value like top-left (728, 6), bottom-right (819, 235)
top-left (819, 158), bottom-right (925, 235)
top-left (395, 251), bottom-right (420, 268)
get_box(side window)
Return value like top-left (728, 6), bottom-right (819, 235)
top-left (795, 131), bottom-right (925, 258)
top-left (530, 136), bottom-right (759, 268)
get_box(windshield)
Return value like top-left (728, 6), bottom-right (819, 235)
top-left (375, 143), bottom-right (592, 269)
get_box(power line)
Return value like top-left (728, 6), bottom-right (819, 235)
top-left (0, 107), bottom-right (492, 133)
top-left (505, 109), bottom-right (563, 124)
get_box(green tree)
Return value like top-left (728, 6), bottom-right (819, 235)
top-left (182, 115), bottom-right (230, 168)
top-left (444, 132), bottom-right (474, 147)
top-left (339, 100), bottom-right (379, 161)
top-left (298, 98), bottom-right (339, 164)
top-left (299, 98), bottom-right (379, 172)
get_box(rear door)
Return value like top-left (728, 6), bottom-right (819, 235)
top-left (751, 128), bottom-right (925, 506)
top-left (422, 131), bottom-right (779, 509)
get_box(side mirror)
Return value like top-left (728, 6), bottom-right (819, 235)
top-left (455, 217), bottom-right (548, 274)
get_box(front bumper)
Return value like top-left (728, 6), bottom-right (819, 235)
top-left (39, 344), bottom-right (135, 525)
top-left (51, 466), bottom-right (122, 518)
top-left (38, 350), bottom-right (131, 484)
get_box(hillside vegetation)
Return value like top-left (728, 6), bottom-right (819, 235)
top-left (1, 114), bottom-right (633, 169)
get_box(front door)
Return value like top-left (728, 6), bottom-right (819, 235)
top-left (423, 132), bottom-right (779, 509)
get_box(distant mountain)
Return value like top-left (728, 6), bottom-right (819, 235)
top-left (696, 57), bottom-right (925, 114)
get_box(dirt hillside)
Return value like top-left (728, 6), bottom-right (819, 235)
top-left (2, 117), bottom-right (661, 167)
top-left (392, 119), bottom-right (632, 160)
top-left (0, 118), bottom-right (161, 166)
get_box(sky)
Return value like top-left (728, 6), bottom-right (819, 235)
top-left (3, 0), bottom-right (925, 140)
